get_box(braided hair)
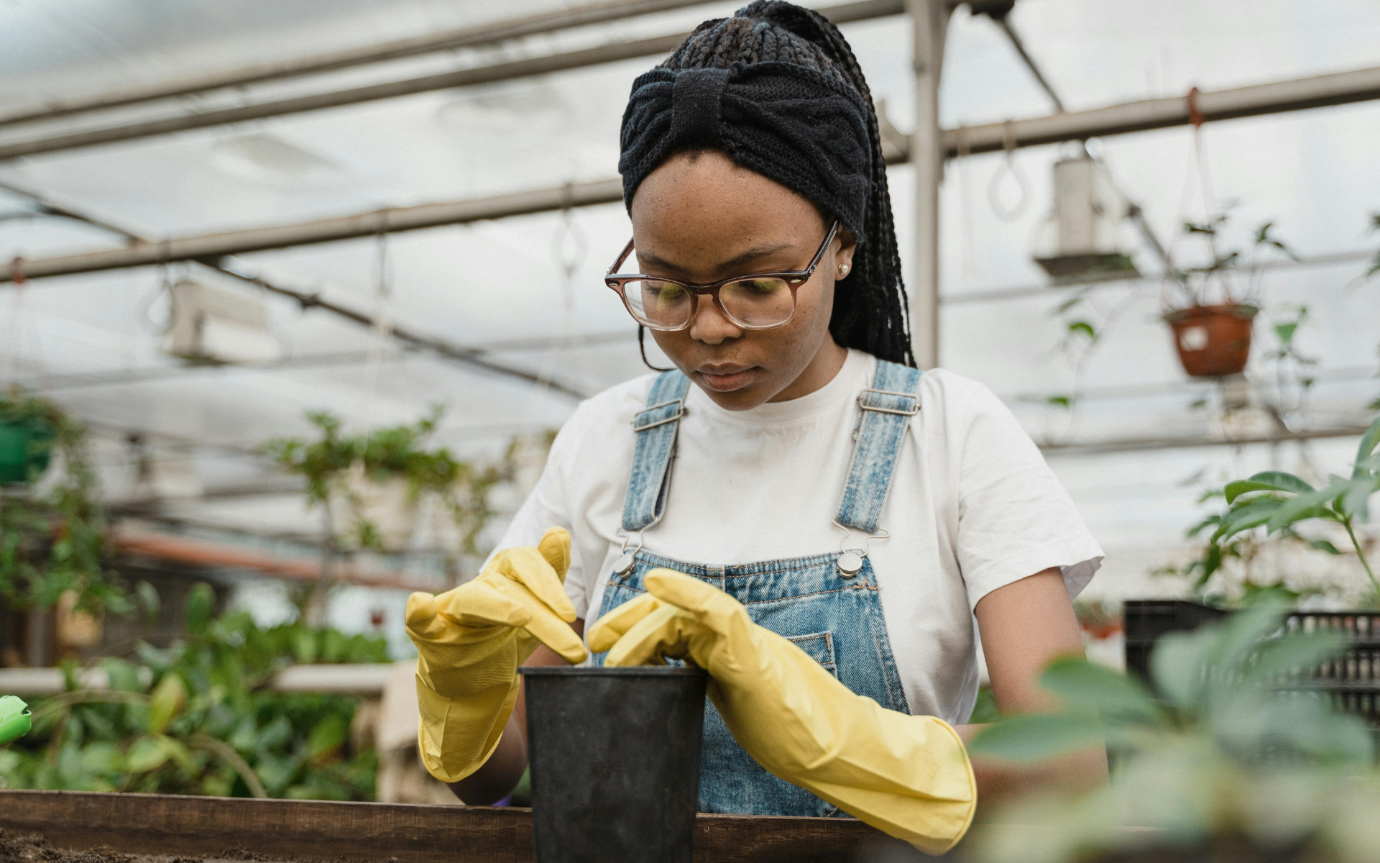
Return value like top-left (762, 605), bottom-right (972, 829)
top-left (650, 1), bottom-right (915, 367)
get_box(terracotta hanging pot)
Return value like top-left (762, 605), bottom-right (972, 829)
top-left (1164, 303), bottom-right (1258, 378)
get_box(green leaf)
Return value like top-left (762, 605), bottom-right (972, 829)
top-left (186, 582), bottom-right (215, 636)
top-left (100, 657), bottom-right (144, 693)
top-left (1265, 486), bottom-right (1346, 533)
top-left (1224, 471), bottom-right (1314, 504)
top-left (147, 673), bottom-right (187, 735)
top-left (1240, 631), bottom-right (1348, 687)
top-left (1339, 476), bottom-right (1379, 521)
top-left (1067, 320), bottom-right (1097, 341)
top-left (1214, 497), bottom-right (1285, 541)
top-left (1354, 415), bottom-right (1380, 479)
top-left (1046, 395), bottom-right (1073, 410)
top-left (966, 713), bottom-right (1105, 762)
top-left (125, 736), bottom-right (170, 773)
top-left (1037, 657), bottom-right (1165, 726)
top-left (1150, 628), bottom-right (1218, 711)
top-left (307, 715), bottom-right (348, 762)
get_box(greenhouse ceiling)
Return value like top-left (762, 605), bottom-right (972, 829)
top-left (2, 0), bottom-right (1379, 600)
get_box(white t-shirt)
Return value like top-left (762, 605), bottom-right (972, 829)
top-left (497, 349), bottom-right (1103, 723)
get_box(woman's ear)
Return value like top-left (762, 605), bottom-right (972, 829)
top-left (834, 228), bottom-right (858, 280)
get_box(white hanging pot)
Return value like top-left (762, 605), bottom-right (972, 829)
top-left (329, 463), bottom-right (417, 551)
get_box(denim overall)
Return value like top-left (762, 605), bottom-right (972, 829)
top-left (594, 360), bottom-right (923, 817)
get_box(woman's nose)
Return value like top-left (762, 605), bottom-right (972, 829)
top-left (687, 297), bottom-right (744, 345)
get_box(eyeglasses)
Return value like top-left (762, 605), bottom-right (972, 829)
top-left (605, 221), bottom-right (840, 332)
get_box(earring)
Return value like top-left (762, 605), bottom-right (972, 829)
top-left (837, 263), bottom-right (850, 277)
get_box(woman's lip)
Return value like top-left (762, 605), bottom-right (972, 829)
top-left (696, 367), bottom-right (757, 392)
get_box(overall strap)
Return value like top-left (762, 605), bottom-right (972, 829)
top-left (834, 360), bottom-right (923, 533)
top-left (622, 370), bottom-right (692, 532)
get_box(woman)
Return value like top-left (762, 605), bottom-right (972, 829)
top-left (405, 1), bottom-right (1104, 853)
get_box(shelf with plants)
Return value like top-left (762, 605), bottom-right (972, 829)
top-left (0, 389), bottom-right (125, 617)
top-left (0, 582), bottom-right (388, 799)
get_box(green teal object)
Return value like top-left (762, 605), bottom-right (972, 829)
top-left (0, 419), bottom-right (54, 485)
top-left (0, 695), bottom-right (31, 745)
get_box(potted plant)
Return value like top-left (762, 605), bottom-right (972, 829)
top-left (1163, 215), bottom-right (1295, 378)
top-left (0, 390), bottom-right (124, 615)
top-left (967, 598), bottom-right (1380, 863)
top-left (263, 408), bottom-right (506, 555)
top-left (0, 389), bottom-right (57, 485)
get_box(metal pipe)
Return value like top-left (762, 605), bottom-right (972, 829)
top-left (994, 17), bottom-right (1064, 113)
top-left (8, 64), bottom-right (1376, 296)
top-left (908, 0), bottom-right (949, 370)
top-left (1039, 425), bottom-right (1373, 457)
top-left (942, 65), bottom-right (1380, 156)
top-left (0, 663), bottom-right (396, 696)
top-left (0, 0), bottom-right (724, 129)
top-left (0, 0), bottom-right (906, 162)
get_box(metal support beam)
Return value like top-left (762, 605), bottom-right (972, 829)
top-left (4, 65), bottom-right (1379, 286)
top-left (907, 0), bottom-right (950, 370)
top-left (0, 0), bottom-right (906, 162)
top-left (0, 179), bottom-right (589, 398)
top-left (943, 65), bottom-right (1380, 156)
top-left (0, 0), bottom-right (722, 129)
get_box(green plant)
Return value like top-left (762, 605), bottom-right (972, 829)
top-left (0, 390), bottom-right (123, 613)
top-left (967, 598), bottom-right (1378, 863)
top-left (0, 583), bottom-right (387, 799)
top-left (263, 408), bottom-right (507, 554)
top-left (1167, 212), bottom-right (1296, 309)
top-left (1185, 415), bottom-right (1380, 604)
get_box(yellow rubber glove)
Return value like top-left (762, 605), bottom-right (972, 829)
top-left (588, 569), bottom-right (977, 855)
top-left (406, 527), bottom-right (587, 783)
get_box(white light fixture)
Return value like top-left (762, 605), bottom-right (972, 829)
top-left (164, 280), bottom-right (280, 365)
top-left (1033, 156), bottom-right (1140, 283)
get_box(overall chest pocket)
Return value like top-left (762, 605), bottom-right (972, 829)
top-left (784, 631), bottom-right (837, 677)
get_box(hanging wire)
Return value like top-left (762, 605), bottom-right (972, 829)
top-left (3, 256), bottom-right (47, 382)
top-left (954, 124), bottom-right (983, 278)
top-left (987, 120), bottom-right (1030, 222)
top-left (524, 181), bottom-right (590, 417)
top-left (361, 232), bottom-right (398, 420)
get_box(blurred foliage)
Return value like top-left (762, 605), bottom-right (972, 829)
top-left (0, 583), bottom-right (387, 800)
top-left (0, 389), bottom-right (123, 613)
top-left (1168, 211), bottom-right (1296, 309)
top-left (1161, 414), bottom-right (1380, 606)
top-left (262, 408), bottom-right (511, 555)
top-left (968, 598), bottom-right (1380, 863)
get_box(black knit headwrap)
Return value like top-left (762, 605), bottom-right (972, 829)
top-left (617, 1), bottom-right (915, 367)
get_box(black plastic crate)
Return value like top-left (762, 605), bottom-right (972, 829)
top-left (1124, 601), bottom-right (1380, 727)
top-left (1123, 600), bottom-right (1228, 682)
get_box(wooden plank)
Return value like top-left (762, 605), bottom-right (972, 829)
top-left (0, 791), bottom-right (894, 863)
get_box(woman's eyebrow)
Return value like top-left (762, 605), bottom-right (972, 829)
top-left (638, 242), bottom-right (797, 277)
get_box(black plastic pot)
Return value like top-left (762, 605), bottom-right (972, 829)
top-left (520, 666), bottom-right (707, 863)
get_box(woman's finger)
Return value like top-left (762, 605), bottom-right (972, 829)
top-left (605, 603), bottom-right (692, 668)
top-left (537, 527), bottom-right (572, 581)
top-left (514, 597), bottom-right (588, 664)
top-left (587, 593), bottom-right (663, 653)
top-left (494, 547), bottom-right (578, 622)
top-left (425, 583), bottom-right (531, 637)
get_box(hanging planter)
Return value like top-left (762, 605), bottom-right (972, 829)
top-left (264, 408), bottom-right (513, 556)
top-left (0, 415), bottom-right (54, 485)
top-left (1163, 302), bottom-right (1258, 378)
top-left (1162, 213), bottom-right (1294, 379)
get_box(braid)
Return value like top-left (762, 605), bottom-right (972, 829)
top-left (657, 1), bottom-right (916, 367)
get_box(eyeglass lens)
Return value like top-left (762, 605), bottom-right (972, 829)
top-left (624, 278), bottom-right (795, 329)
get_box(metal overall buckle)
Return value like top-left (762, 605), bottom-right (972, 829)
top-left (832, 521), bottom-right (889, 578)
top-left (612, 533), bottom-right (644, 576)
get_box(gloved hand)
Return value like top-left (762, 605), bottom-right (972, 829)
top-left (588, 569), bottom-right (976, 855)
top-left (406, 527), bottom-right (586, 783)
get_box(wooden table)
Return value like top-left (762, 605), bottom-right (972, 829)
top-left (0, 790), bottom-right (924, 862)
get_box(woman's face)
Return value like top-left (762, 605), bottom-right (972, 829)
top-left (628, 150), bottom-right (855, 411)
